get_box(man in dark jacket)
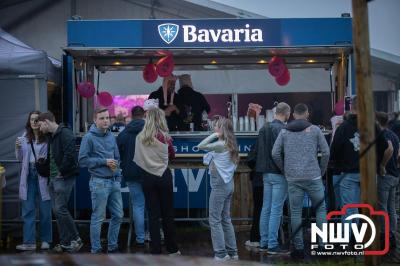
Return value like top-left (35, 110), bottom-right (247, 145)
top-left (149, 75), bottom-right (183, 131)
top-left (256, 102), bottom-right (291, 254)
top-left (117, 106), bottom-right (146, 246)
top-left (38, 112), bottom-right (82, 253)
top-left (376, 112), bottom-right (398, 250)
top-left (330, 97), bottom-right (392, 242)
top-left (178, 74), bottom-right (210, 131)
top-left (245, 143), bottom-right (263, 249)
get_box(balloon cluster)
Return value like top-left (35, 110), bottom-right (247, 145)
top-left (143, 52), bottom-right (175, 83)
top-left (268, 56), bottom-right (290, 86)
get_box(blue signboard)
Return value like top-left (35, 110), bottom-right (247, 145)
top-left (67, 18), bottom-right (352, 49)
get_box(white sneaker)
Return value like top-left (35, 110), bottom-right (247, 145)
top-left (40, 242), bottom-right (50, 250)
top-left (214, 255), bottom-right (230, 261)
top-left (145, 231), bottom-right (151, 242)
top-left (160, 229), bottom-right (165, 241)
top-left (169, 250), bottom-right (181, 256)
top-left (144, 230), bottom-right (164, 242)
top-left (16, 243), bottom-right (36, 251)
top-left (230, 254), bottom-right (239, 260)
top-left (245, 240), bottom-right (260, 247)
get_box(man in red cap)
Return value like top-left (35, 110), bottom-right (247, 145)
top-left (148, 75), bottom-right (183, 131)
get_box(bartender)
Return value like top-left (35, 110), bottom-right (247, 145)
top-left (178, 74), bottom-right (210, 131)
top-left (148, 75), bottom-right (183, 131)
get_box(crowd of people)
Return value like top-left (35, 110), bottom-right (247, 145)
top-left (12, 95), bottom-right (400, 261)
top-left (246, 97), bottom-right (399, 259)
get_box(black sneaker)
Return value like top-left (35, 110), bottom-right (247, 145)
top-left (290, 249), bottom-right (305, 259)
top-left (136, 242), bottom-right (145, 248)
top-left (63, 238), bottom-right (83, 253)
top-left (52, 244), bottom-right (64, 253)
top-left (259, 246), bottom-right (268, 252)
top-left (108, 248), bottom-right (120, 254)
top-left (267, 246), bottom-right (290, 255)
top-left (91, 249), bottom-right (103, 254)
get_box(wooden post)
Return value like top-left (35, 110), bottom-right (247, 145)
top-left (352, 1), bottom-right (380, 265)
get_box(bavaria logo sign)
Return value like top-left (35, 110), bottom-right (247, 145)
top-left (158, 23), bottom-right (179, 44)
top-left (157, 23), bottom-right (263, 44)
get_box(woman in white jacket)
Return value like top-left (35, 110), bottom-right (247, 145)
top-left (15, 111), bottom-right (52, 251)
top-left (197, 117), bottom-right (239, 261)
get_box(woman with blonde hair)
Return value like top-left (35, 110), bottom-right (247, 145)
top-left (133, 106), bottom-right (180, 255)
top-left (197, 117), bottom-right (239, 261)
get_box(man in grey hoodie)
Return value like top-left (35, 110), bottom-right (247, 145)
top-left (272, 103), bottom-right (330, 259)
top-left (79, 107), bottom-right (123, 254)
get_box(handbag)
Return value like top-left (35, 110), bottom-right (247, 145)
top-left (30, 142), bottom-right (50, 178)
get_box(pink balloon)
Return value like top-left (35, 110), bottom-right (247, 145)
top-left (98, 91), bottom-right (113, 106)
top-left (156, 55), bottom-right (174, 77)
top-left (268, 56), bottom-right (287, 78)
top-left (275, 69), bottom-right (290, 86)
top-left (143, 63), bottom-right (158, 83)
top-left (334, 99), bottom-right (345, 115)
top-left (77, 82), bottom-right (95, 98)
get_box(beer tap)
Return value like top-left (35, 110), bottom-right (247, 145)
top-left (227, 101), bottom-right (232, 119)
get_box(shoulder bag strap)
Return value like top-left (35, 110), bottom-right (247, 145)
top-left (30, 141), bottom-right (37, 162)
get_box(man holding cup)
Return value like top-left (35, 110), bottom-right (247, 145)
top-left (79, 107), bottom-right (123, 254)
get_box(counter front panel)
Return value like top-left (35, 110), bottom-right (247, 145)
top-left (74, 132), bottom-right (257, 210)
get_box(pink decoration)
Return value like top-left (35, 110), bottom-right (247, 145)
top-left (143, 63), bottom-right (158, 83)
top-left (268, 56), bottom-right (287, 78)
top-left (77, 82), bottom-right (95, 98)
top-left (334, 99), bottom-right (345, 115)
top-left (112, 95), bottom-right (148, 117)
top-left (98, 91), bottom-right (113, 106)
top-left (156, 55), bottom-right (174, 77)
top-left (275, 69), bottom-right (290, 86)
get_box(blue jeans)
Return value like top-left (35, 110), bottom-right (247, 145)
top-left (22, 165), bottom-right (52, 244)
top-left (332, 174), bottom-right (343, 209)
top-left (209, 174), bottom-right (237, 258)
top-left (89, 177), bottom-right (123, 253)
top-left (377, 175), bottom-right (399, 245)
top-left (127, 181), bottom-right (145, 244)
top-left (340, 173), bottom-right (360, 220)
top-left (288, 179), bottom-right (327, 250)
top-left (259, 173), bottom-right (287, 248)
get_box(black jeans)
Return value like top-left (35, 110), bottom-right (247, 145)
top-left (141, 168), bottom-right (178, 254)
top-left (250, 185), bottom-right (263, 242)
top-left (48, 176), bottom-right (80, 246)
